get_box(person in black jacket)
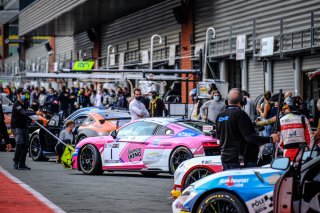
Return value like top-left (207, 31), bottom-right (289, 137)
top-left (59, 86), bottom-right (70, 118)
top-left (11, 88), bottom-right (42, 170)
top-left (148, 91), bottom-right (168, 117)
top-left (216, 88), bottom-right (279, 171)
top-left (0, 103), bottom-right (11, 152)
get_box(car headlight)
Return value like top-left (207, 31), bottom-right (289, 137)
top-left (182, 185), bottom-right (194, 196)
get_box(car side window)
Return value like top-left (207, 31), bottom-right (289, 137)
top-left (155, 125), bottom-right (174, 136)
top-left (117, 121), bottom-right (158, 137)
top-left (83, 116), bottom-right (95, 125)
top-left (74, 116), bottom-right (88, 127)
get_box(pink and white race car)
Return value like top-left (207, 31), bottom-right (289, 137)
top-left (171, 156), bottom-right (222, 198)
top-left (72, 118), bottom-right (219, 176)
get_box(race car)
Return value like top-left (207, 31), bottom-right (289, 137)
top-left (75, 111), bottom-right (131, 143)
top-left (172, 166), bottom-right (285, 213)
top-left (171, 156), bottom-right (222, 198)
top-left (273, 143), bottom-right (320, 213)
top-left (29, 108), bottom-right (130, 161)
top-left (72, 118), bottom-right (219, 175)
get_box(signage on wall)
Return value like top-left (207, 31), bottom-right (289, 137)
top-left (236, 35), bottom-right (246, 60)
top-left (169, 44), bottom-right (176, 66)
top-left (72, 61), bottom-right (94, 71)
top-left (141, 50), bottom-right (149, 64)
top-left (260, 37), bottom-right (274, 57)
top-left (109, 54), bottom-right (115, 66)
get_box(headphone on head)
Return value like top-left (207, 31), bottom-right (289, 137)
top-left (225, 88), bottom-right (247, 106)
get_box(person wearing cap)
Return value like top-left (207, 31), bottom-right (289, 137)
top-left (216, 88), bottom-right (279, 171)
top-left (11, 87), bottom-right (43, 170)
top-left (0, 102), bottom-right (11, 152)
top-left (56, 120), bottom-right (75, 163)
top-left (148, 91), bottom-right (168, 117)
top-left (277, 97), bottom-right (313, 161)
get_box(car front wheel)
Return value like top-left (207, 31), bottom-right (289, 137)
top-left (183, 168), bottom-right (213, 190)
top-left (169, 146), bottom-right (193, 174)
top-left (29, 135), bottom-right (48, 161)
top-left (79, 144), bottom-right (103, 175)
top-left (197, 191), bottom-right (247, 213)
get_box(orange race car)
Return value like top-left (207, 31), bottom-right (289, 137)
top-left (29, 108), bottom-right (131, 161)
top-left (75, 111), bottom-right (131, 143)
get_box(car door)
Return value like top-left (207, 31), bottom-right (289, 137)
top-left (103, 121), bottom-right (159, 169)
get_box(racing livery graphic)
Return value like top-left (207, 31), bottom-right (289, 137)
top-left (172, 167), bottom-right (285, 213)
top-left (72, 118), bottom-right (219, 175)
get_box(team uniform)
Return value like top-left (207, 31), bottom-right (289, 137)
top-left (279, 113), bottom-right (313, 161)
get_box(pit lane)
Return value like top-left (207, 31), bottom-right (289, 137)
top-left (0, 152), bottom-right (173, 212)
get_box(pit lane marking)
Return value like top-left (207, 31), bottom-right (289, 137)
top-left (0, 166), bottom-right (66, 213)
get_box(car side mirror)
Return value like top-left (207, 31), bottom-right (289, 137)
top-left (271, 157), bottom-right (290, 170)
top-left (110, 130), bottom-right (117, 139)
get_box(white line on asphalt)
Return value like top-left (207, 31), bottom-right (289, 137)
top-left (0, 166), bottom-right (66, 213)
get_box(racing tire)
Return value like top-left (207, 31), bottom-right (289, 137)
top-left (77, 135), bottom-right (87, 144)
top-left (183, 168), bottom-right (213, 190)
top-left (79, 144), bottom-right (103, 175)
top-left (140, 171), bottom-right (160, 177)
top-left (197, 191), bottom-right (247, 213)
top-left (169, 147), bottom-right (193, 175)
top-left (29, 135), bottom-right (48, 161)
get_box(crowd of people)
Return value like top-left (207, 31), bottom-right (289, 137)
top-left (0, 83), bottom-right (168, 120)
top-left (1, 80), bottom-right (319, 172)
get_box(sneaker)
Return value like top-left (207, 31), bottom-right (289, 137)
top-left (19, 164), bottom-right (31, 170)
top-left (13, 162), bottom-right (19, 170)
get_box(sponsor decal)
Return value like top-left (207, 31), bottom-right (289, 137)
top-left (144, 152), bottom-right (167, 161)
top-left (267, 174), bottom-right (281, 185)
top-left (246, 191), bottom-right (273, 213)
top-left (104, 160), bottom-right (119, 163)
top-left (112, 143), bottom-right (119, 148)
top-left (176, 129), bottom-right (199, 137)
top-left (128, 148), bottom-right (142, 164)
top-left (202, 125), bottom-right (213, 133)
top-left (201, 160), bottom-right (213, 164)
top-left (219, 176), bottom-right (249, 187)
top-left (218, 116), bottom-right (229, 122)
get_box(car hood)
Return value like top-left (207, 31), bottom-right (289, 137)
top-left (192, 167), bottom-right (284, 190)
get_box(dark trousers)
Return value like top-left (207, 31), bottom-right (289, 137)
top-left (222, 161), bottom-right (257, 171)
top-left (13, 128), bottom-right (29, 165)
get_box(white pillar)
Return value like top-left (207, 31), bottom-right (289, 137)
top-left (219, 59), bottom-right (227, 81)
top-left (294, 56), bottom-right (301, 96)
top-left (265, 60), bottom-right (272, 92)
top-left (241, 59), bottom-right (248, 91)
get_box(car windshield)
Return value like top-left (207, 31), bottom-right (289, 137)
top-left (176, 121), bottom-right (214, 135)
top-left (108, 118), bottom-right (131, 127)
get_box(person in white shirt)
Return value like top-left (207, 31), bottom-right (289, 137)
top-left (94, 85), bottom-right (103, 107)
top-left (129, 88), bottom-right (149, 121)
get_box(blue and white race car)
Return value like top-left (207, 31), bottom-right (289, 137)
top-left (172, 167), bottom-right (285, 213)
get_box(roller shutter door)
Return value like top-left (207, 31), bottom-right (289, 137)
top-left (248, 58), bottom-right (264, 99)
top-left (55, 37), bottom-right (75, 61)
top-left (194, 0), bottom-right (320, 55)
top-left (302, 55), bottom-right (320, 71)
top-left (100, 0), bottom-right (181, 59)
top-left (74, 32), bottom-right (94, 60)
top-left (25, 43), bottom-right (47, 61)
top-left (273, 59), bottom-right (294, 93)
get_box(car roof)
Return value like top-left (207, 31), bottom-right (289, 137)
top-left (94, 111), bottom-right (131, 119)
